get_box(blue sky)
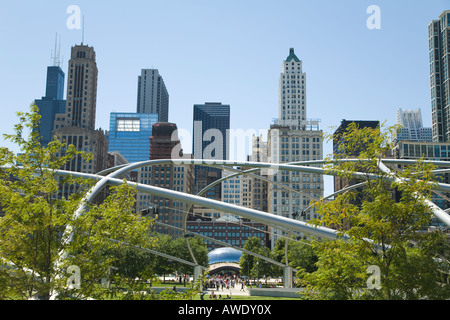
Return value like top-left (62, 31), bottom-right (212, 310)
top-left (0, 0), bottom-right (449, 194)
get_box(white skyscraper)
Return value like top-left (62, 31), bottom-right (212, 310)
top-left (277, 48), bottom-right (307, 130)
top-left (136, 69), bottom-right (169, 122)
top-left (268, 48), bottom-right (324, 247)
top-left (396, 108), bottom-right (432, 142)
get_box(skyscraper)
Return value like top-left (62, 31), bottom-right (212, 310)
top-left (268, 49), bottom-right (323, 247)
top-left (192, 102), bottom-right (230, 197)
top-left (429, 10), bottom-right (450, 142)
top-left (35, 65), bottom-right (66, 147)
top-left (53, 45), bottom-right (98, 131)
top-left (193, 102), bottom-right (230, 163)
top-left (395, 108), bottom-right (432, 142)
top-left (136, 69), bottom-right (169, 122)
top-left (277, 48), bottom-right (307, 130)
top-left (52, 44), bottom-right (107, 199)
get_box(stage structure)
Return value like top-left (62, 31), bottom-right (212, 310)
top-left (43, 158), bottom-right (450, 289)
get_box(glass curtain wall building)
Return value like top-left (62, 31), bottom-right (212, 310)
top-left (108, 113), bottom-right (159, 164)
top-left (192, 102), bottom-right (230, 197)
top-left (35, 66), bottom-right (66, 147)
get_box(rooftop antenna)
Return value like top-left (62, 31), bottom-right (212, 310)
top-left (82, 15), bottom-right (85, 44)
top-left (51, 33), bottom-right (63, 67)
top-left (52, 33), bottom-right (57, 66)
top-left (58, 35), bottom-right (64, 69)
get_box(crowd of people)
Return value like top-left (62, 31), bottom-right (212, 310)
top-left (203, 273), bottom-right (248, 292)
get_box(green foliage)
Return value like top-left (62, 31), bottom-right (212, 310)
top-left (240, 237), bottom-right (275, 280)
top-left (297, 122), bottom-right (450, 300)
top-left (171, 236), bottom-right (209, 277)
top-left (0, 104), bottom-right (156, 300)
top-left (273, 237), bottom-right (318, 274)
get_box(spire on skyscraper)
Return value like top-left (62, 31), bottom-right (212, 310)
top-left (286, 48), bottom-right (300, 62)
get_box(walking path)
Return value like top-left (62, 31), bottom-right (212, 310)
top-left (203, 284), bottom-right (250, 297)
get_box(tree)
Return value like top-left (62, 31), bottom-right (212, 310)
top-left (239, 237), bottom-right (275, 284)
top-left (240, 237), bottom-right (261, 279)
top-left (150, 232), bottom-right (178, 283)
top-left (171, 236), bottom-right (209, 286)
top-left (296, 123), bottom-right (450, 300)
top-left (0, 104), bottom-right (154, 300)
top-left (273, 237), bottom-right (318, 274)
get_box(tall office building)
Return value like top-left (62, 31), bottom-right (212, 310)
top-left (192, 102), bottom-right (231, 198)
top-left (136, 69), bottom-right (169, 122)
top-left (268, 126), bottom-right (323, 216)
top-left (107, 112), bottom-right (159, 164)
top-left (395, 108), bottom-right (432, 142)
top-left (268, 49), bottom-right (323, 247)
top-left (276, 48), bottom-right (307, 130)
top-left (429, 10), bottom-right (450, 142)
top-left (52, 44), bottom-right (107, 199)
top-left (35, 65), bottom-right (66, 147)
top-left (193, 102), bottom-right (230, 162)
top-left (137, 123), bottom-right (194, 237)
top-left (53, 44), bottom-right (98, 131)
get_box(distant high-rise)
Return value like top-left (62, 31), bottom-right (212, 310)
top-left (268, 49), bottom-right (323, 247)
top-left (52, 44), bottom-right (107, 199)
top-left (108, 112), bottom-right (159, 164)
top-left (192, 102), bottom-right (230, 198)
top-left (53, 44), bottom-right (98, 131)
top-left (35, 65), bottom-right (66, 147)
top-left (277, 48), bottom-right (307, 130)
top-left (193, 102), bottom-right (230, 162)
top-left (137, 69), bottom-right (169, 122)
top-left (429, 10), bottom-right (450, 142)
top-left (395, 108), bottom-right (432, 142)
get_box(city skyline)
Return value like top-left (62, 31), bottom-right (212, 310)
top-left (1, 1), bottom-right (449, 196)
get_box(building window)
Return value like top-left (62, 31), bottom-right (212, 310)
top-left (116, 118), bottom-right (140, 132)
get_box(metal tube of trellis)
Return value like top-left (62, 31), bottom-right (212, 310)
top-left (107, 238), bottom-right (200, 268)
top-left (377, 160), bottom-right (450, 228)
top-left (53, 167), bottom-right (340, 240)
